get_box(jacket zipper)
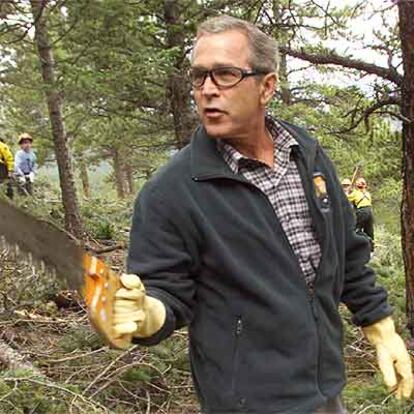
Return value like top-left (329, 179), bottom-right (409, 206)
top-left (231, 317), bottom-right (243, 393)
top-left (295, 147), bottom-right (329, 398)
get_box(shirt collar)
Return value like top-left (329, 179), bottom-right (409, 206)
top-left (217, 115), bottom-right (299, 174)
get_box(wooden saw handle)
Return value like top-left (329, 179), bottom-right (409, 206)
top-left (83, 254), bottom-right (132, 349)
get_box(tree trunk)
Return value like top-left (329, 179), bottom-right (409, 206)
top-left (279, 52), bottom-right (292, 105)
top-left (124, 162), bottom-right (134, 195)
top-left (398, 1), bottom-right (414, 338)
top-left (272, 1), bottom-right (292, 105)
top-left (164, 0), bottom-right (196, 149)
top-left (112, 147), bottom-right (125, 199)
top-left (78, 158), bottom-right (90, 199)
top-left (30, 0), bottom-right (84, 239)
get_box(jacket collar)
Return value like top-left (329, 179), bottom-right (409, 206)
top-left (190, 119), bottom-right (319, 181)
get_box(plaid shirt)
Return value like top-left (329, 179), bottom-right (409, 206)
top-left (217, 117), bottom-right (321, 286)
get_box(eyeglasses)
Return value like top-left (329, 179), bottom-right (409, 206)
top-left (189, 66), bottom-right (267, 89)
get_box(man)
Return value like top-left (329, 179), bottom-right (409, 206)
top-left (14, 132), bottom-right (37, 195)
top-left (341, 177), bottom-right (352, 195)
top-left (347, 177), bottom-right (374, 251)
top-left (0, 137), bottom-right (14, 199)
top-left (112, 16), bottom-right (412, 414)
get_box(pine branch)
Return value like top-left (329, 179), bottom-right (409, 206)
top-left (333, 96), bottom-right (401, 134)
top-left (280, 46), bottom-right (403, 86)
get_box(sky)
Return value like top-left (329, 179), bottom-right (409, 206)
top-left (286, 0), bottom-right (400, 93)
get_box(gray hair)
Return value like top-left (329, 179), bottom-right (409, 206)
top-left (195, 15), bottom-right (279, 75)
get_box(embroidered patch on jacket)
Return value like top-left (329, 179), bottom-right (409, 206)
top-left (313, 173), bottom-right (330, 211)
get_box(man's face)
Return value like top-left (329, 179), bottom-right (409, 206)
top-left (20, 140), bottom-right (32, 151)
top-left (191, 30), bottom-right (274, 140)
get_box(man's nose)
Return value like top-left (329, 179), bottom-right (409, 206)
top-left (201, 74), bottom-right (219, 96)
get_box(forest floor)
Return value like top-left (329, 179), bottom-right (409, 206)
top-left (0, 247), bottom-right (197, 414)
top-left (0, 187), bottom-right (413, 413)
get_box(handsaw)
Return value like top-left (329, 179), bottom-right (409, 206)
top-left (0, 197), bottom-right (131, 349)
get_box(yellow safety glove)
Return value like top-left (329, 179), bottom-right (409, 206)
top-left (113, 274), bottom-right (166, 338)
top-left (362, 316), bottom-right (413, 399)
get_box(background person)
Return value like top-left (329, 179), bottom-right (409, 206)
top-left (341, 177), bottom-right (352, 195)
top-left (14, 132), bottom-right (37, 195)
top-left (348, 177), bottom-right (374, 250)
top-left (0, 137), bottom-right (14, 199)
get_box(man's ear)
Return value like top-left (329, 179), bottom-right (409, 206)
top-left (260, 73), bottom-right (277, 106)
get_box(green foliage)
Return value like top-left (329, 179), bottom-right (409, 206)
top-left (344, 378), bottom-right (410, 414)
top-left (0, 374), bottom-right (105, 413)
top-left (93, 220), bottom-right (116, 240)
top-left (81, 196), bottom-right (132, 241)
top-left (58, 326), bottom-right (105, 353)
top-left (121, 367), bottom-right (155, 383)
top-left (0, 380), bottom-right (67, 414)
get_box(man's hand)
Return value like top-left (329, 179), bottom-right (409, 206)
top-left (113, 274), bottom-right (166, 339)
top-left (363, 316), bottom-right (413, 399)
top-left (28, 172), bottom-right (35, 182)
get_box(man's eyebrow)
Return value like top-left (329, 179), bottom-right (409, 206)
top-left (190, 65), bottom-right (208, 70)
top-left (191, 63), bottom-right (237, 70)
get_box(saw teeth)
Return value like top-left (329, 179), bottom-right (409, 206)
top-left (21, 251), bottom-right (34, 267)
top-left (27, 252), bottom-right (33, 267)
top-left (0, 235), bottom-right (8, 253)
top-left (40, 260), bottom-right (46, 273)
top-left (20, 251), bottom-right (28, 265)
top-left (12, 243), bottom-right (20, 259)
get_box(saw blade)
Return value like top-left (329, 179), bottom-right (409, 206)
top-left (0, 198), bottom-right (133, 349)
top-left (0, 197), bottom-right (84, 291)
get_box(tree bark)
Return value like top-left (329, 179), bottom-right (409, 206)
top-left (398, 1), bottom-right (414, 337)
top-left (272, 1), bottom-right (292, 105)
top-left (279, 52), bottom-right (292, 105)
top-left (78, 157), bottom-right (90, 199)
top-left (112, 147), bottom-right (125, 199)
top-left (124, 162), bottom-right (134, 195)
top-left (164, 0), bottom-right (197, 149)
top-left (30, 0), bottom-right (84, 239)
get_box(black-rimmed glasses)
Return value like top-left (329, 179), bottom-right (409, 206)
top-left (189, 66), bottom-right (267, 89)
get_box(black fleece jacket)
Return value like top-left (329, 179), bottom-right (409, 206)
top-left (127, 120), bottom-right (391, 414)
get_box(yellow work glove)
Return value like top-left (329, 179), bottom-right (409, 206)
top-left (113, 274), bottom-right (166, 338)
top-left (362, 316), bottom-right (413, 399)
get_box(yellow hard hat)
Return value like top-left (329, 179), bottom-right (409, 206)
top-left (356, 177), bottom-right (366, 188)
top-left (341, 178), bottom-right (352, 186)
top-left (18, 132), bottom-right (33, 144)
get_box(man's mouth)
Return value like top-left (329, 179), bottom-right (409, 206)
top-left (204, 108), bottom-right (225, 118)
